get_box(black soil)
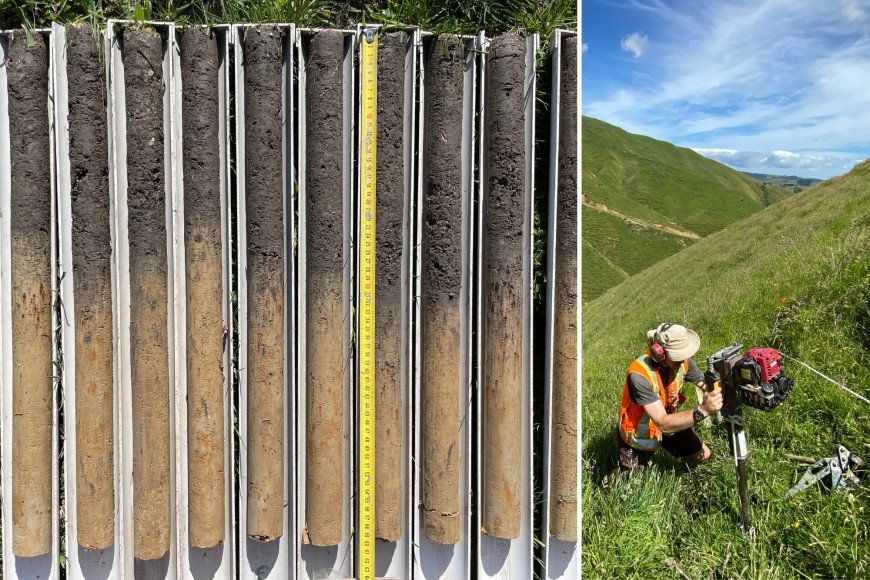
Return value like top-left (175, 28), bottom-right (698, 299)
top-left (123, 26), bottom-right (171, 561)
top-left (374, 31), bottom-right (406, 542)
top-left (180, 27), bottom-right (226, 549)
top-left (423, 37), bottom-right (465, 306)
top-left (125, 28), bottom-right (167, 265)
top-left (181, 28), bottom-right (222, 256)
top-left (375, 32), bottom-right (405, 291)
top-left (66, 23), bottom-right (116, 551)
top-left (485, 33), bottom-right (527, 276)
top-left (68, 25), bottom-right (112, 268)
top-left (557, 37), bottom-right (577, 290)
top-left (8, 33), bottom-right (52, 242)
top-left (244, 27), bottom-right (284, 271)
top-left (7, 31), bottom-right (53, 558)
top-left (306, 30), bottom-right (345, 280)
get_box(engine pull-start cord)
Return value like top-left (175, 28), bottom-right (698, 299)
top-left (779, 352), bottom-right (870, 405)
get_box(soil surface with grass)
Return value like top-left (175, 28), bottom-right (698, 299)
top-left (421, 36), bottom-right (465, 545)
top-left (374, 30), bottom-right (406, 543)
top-left (66, 23), bottom-right (116, 552)
top-left (124, 26), bottom-right (171, 562)
top-left (180, 26), bottom-right (226, 549)
top-left (8, 31), bottom-right (53, 559)
top-left (549, 35), bottom-right (577, 542)
top-left (243, 25), bottom-right (285, 543)
top-left (482, 31), bottom-right (527, 540)
top-left (304, 29), bottom-right (346, 547)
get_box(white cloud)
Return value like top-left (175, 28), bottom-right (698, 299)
top-left (841, 0), bottom-right (867, 23)
top-left (582, 43), bottom-right (589, 53)
top-left (693, 147), bottom-right (862, 176)
top-left (621, 32), bottom-right (649, 58)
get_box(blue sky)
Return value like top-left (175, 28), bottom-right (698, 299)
top-left (582, 0), bottom-right (870, 179)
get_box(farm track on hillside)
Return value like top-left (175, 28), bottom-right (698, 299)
top-left (582, 195), bottom-right (701, 239)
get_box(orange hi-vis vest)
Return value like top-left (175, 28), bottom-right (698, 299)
top-left (618, 352), bottom-right (688, 451)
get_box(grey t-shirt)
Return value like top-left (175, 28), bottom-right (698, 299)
top-left (629, 358), bottom-right (704, 406)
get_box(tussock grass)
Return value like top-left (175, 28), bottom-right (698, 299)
top-left (583, 160), bottom-right (870, 578)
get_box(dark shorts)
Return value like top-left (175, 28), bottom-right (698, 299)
top-left (617, 428), bottom-right (704, 471)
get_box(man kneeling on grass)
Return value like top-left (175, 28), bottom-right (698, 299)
top-left (616, 323), bottom-right (724, 472)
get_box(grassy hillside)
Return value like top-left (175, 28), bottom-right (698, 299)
top-left (583, 158), bottom-right (870, 578)
top-left (582, 116), bottom-right (795, 301)
top-left (582, 207), bottom-right (691, 299)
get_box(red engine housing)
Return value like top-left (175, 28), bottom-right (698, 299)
top-left (745, 347), bottom-right (783, 382)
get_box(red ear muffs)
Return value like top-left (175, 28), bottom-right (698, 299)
top-left (649, 323), bottom-right (674, 364)
top-left (650, 342), bottom-right (665, 363)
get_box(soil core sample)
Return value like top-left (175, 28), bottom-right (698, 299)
top-left (482, 32), bottom-right (528, 541)
top-left (549, 36), bottom-right (578, 543)
top-left (421, 37), bottom-right (466, 545)
top-left (124, 27), bottom-right (171, 561)
top-left (374, 31), bottom-right (406, 543)
top-left (8, 32), bottom-right (53, 558)
top-left (66, 23), bottom-right (115, 551)
top-left (305, 30), bottom-right (346, 547)
top-left (181, 27), bottom-right (226, 548)
top-left (244, 26), bottom-right (286, 542)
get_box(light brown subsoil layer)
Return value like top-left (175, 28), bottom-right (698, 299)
top-left (124, 27), bottom-right (171, 561)
top-left (66, 23), bottom-right (115, 551)
top-left (420, 37), bottom-right (465, 545)
top-left (8, 32), bottom-right (53, 558)
top-left (305, 30), bottom-right (346, 547)
top-left (482, 32), bottom-right (527, 541)
top-left (549, 36), bottom-right (578, 543)
top-left (374, 31), bottom-right (406, 543)
top-left (243, 26), bottom-right (285, 542)
top-left (180, 27), bottom-right (226, 549)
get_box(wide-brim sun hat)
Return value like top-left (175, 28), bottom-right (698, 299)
top-left (648, 323), bottom-right (700, 361)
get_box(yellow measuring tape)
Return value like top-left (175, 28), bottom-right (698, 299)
top-left (358, 27), bottom-right (378, 580)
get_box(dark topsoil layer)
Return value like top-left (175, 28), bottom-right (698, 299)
top-left (181, 28), bottom-right (222, 248)
top-left (306, 30), bottom-right (345, 279)
top-left (8, 33), bottom-right (52, 241)
top-left (423, 38), bottom-right (465, 305)
top-left (485, 33), bottom-right (527, 273)
top-left (124, 28), bottom-right (167, 263)
top-left (557, 37), bottom-right (577, 264)
top-left (376, 32), bottom-right (405, 291)
top-left (244, 26), bottom-right (285, 272)
top-left (67, 25), bottom-right (112, 273)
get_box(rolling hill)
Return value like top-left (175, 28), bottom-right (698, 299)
top-left (582, 116), bottom-right (795, 301)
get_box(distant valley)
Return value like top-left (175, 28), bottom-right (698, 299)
top-left (742, 172), bottom-right (823, 192)
top-left (582, 116), bottom-right (800, 302)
